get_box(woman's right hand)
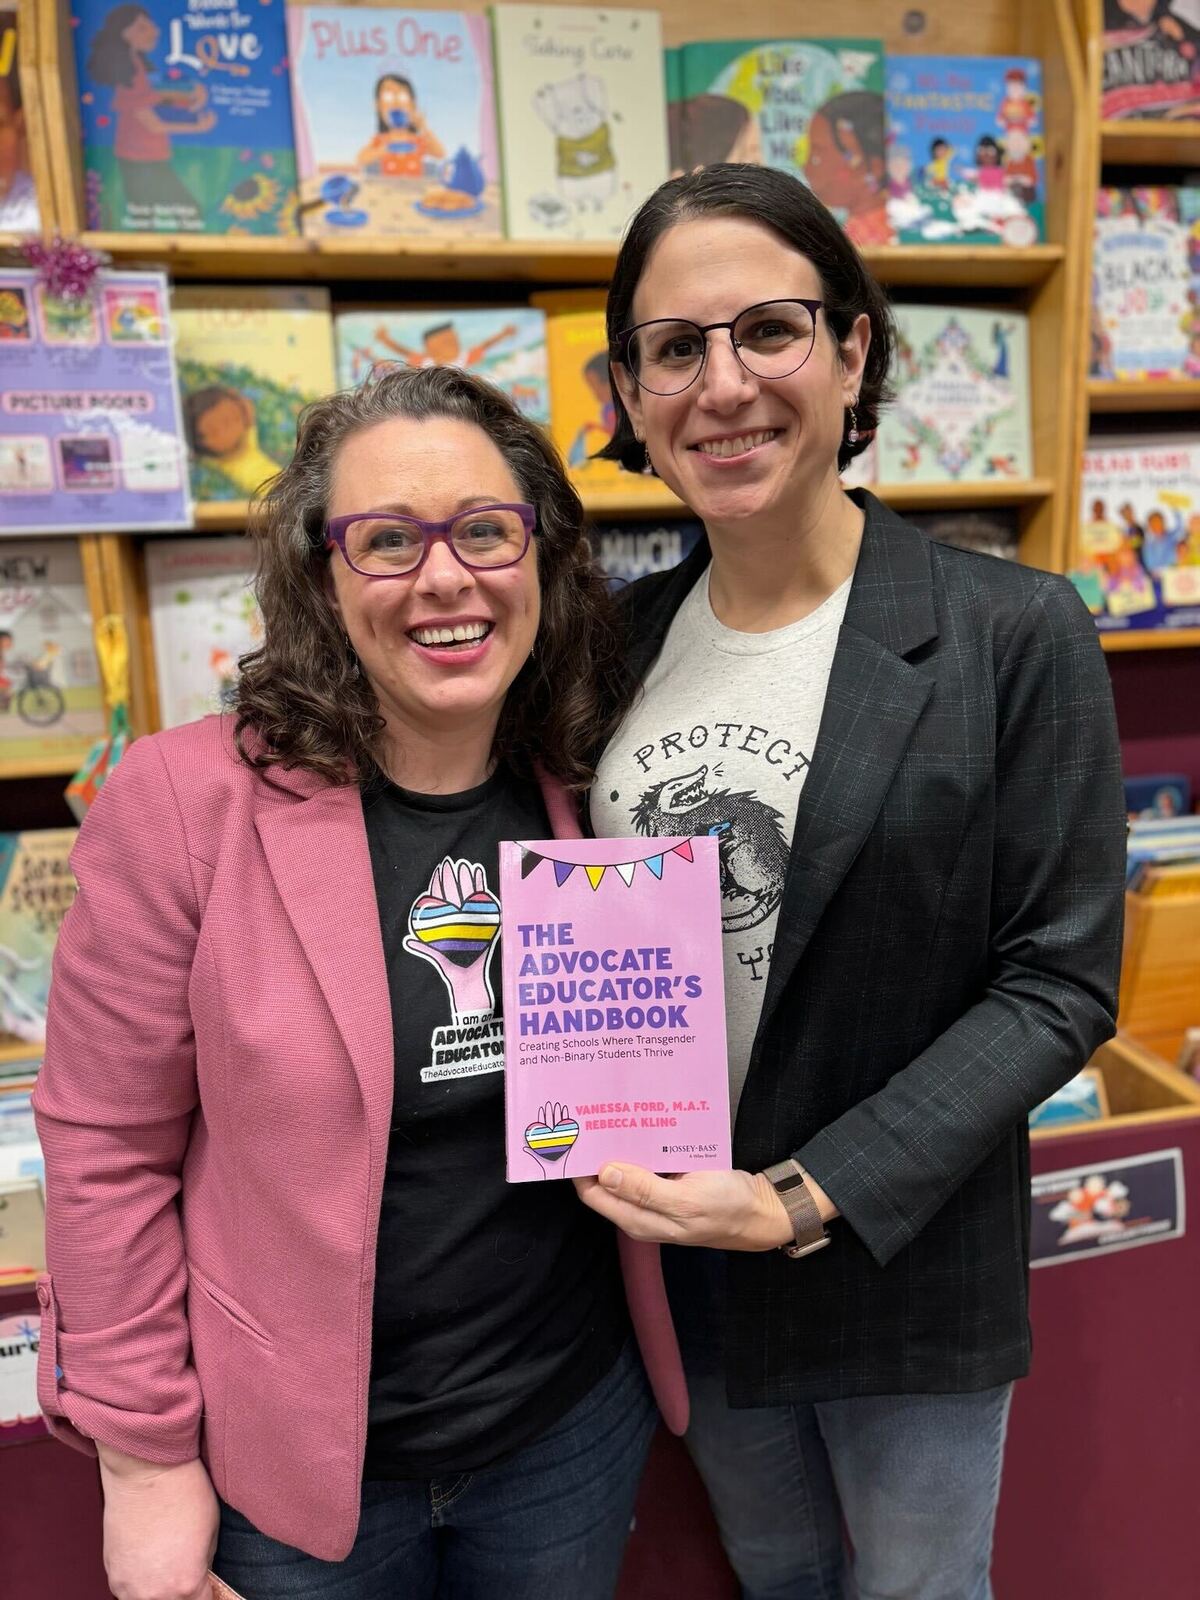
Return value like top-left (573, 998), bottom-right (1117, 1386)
top-left (99, 1445), bottom-right (219, 1600)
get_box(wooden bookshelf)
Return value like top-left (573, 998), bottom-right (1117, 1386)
top-left (1087, 379), bottom-right (1200, 412)
top-left (1100, 627), bottom-right (1200, 652)
top-left (1099, 119), bottom-right (1200, 167)
top-left (0, 755), bottom-right (85, 781)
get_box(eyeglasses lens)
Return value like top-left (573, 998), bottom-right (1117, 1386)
top-left (629, 301), bottom-right (817, 395)
top-left (345, 509), bottom-right (528, 574)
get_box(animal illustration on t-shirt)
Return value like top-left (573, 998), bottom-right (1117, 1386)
top-left (404, 856), bottom-right (501, 1021)
top-left (630, 765), bottom-right (788, 933)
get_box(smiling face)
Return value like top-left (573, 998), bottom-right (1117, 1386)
top-left (613, 216), bottom-right (868, 537)
top-left (326, 416), bottom-right (540, 763)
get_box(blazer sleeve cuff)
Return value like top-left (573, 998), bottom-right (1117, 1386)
top-left (791, 1131), bottom-right (912, 1269)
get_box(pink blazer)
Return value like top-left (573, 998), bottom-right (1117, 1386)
top-left (33, 717), bottom-right (686, 1562)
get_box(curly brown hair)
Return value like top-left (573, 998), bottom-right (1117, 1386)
top-left (234, 364), bottom-right (626, 790)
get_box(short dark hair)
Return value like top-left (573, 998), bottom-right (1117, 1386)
top-left (600, 165), bottom-right (894, 475)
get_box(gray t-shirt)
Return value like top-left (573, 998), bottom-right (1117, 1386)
top-left (592, 569), bottom-right (850, 1112)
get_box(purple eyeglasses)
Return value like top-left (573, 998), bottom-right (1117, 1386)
top-left (324, 503), bottom-right (537, 578)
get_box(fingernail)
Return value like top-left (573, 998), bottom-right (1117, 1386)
top-left (600, 1166), bottom-right (622, 1191)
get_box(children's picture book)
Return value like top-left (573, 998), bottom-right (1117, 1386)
top-left (490, 5), bottom-right (668, 241)
top-left (667, 38), bottom-right (890, 246)
top-left (145, 536), bottom-right (262, 726)
top-left (1074, 433), bottom-right (1200, 633)
top-left (335, 307), bottom-right (548, 422)
top-left (499, 835), bottom-right (730, 1181)
top-left (589, 519), bottom-right (703, 588)
top-left (0, 828), bottom-right (77, 1046)
top-left (288, 7), bottom-right (501, 240)
top-left (72, 0), bottom-right (297, 235)
top-left (885, 56), bottom-right (1044, 246)
top-left (0, 540), bottom-right (104, 770)
top-left (1124, 772), bottom-right (1191, 819)
top-left (1029, 1067), bottom-right (1110, 1131)
top-left (1102, 0), bottom-right (1200, 121)
top-left (1090, 186), bottom-right (1200, 379)
top-left (876, 305), bottom-right (1032, 483)
top-left (0, 8), bottom-right (39, 233)
top-left (172, 287), bottom-right (335, 503)
top-left (0, 267), bottom-right (191, 533)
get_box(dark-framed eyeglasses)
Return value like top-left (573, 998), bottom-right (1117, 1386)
top-left (324, 503), bottom-right (537, 579)
top-left (612, 298), bottom-right (825, 396)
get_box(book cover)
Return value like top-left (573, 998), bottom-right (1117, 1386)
top-left (0, 829), bottom-right (77, 1046)
top-left (1029, 1067), bottom-right (1109, 1131)
top-left (72, 0), bottom-right (297, 235)
top-left (1102, 0), bottom-right (1200, 121)
top-left (669, 38), bottom-right (890, 247)
top-left (335, 306), bottom-right (548, 422)
top-left (145, 536), bottom-right (262, 726)
top-left (490, 5), bottom-right (668, 241)
top-left (499, 835), bottom-right (730, 1182)
top-left (287, 7), bottom-right (501, 241)
top-left (885, 56), bottom-right (1044, 246)
top-left (0, 9), bottom-right (39, 233)
top-left (1124, 772), bottom-right (1191, 819)
top-left (0, 267), bottom-right (191, 533)
top-left (1089, 186), bottom-right (1200, 379)
top-left (172, 287), bottom-right (335, 503)
top-left (589, 519), bottom-right (703, 588)
top-left (1074, 433), bottom-right (1200, 633)
top-left (0, 540), bottom-right (104, 769)
top-left (876, 305), bottom-right (1032, 483)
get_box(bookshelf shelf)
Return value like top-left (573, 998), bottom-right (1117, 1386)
top-left (1087, 379), bottom-right (1200, 412)
top-left (1100, 627), bottom-right (1200, 652)
top-left (0, 755), bottom-right (83, 781)
top-left (1099, 119), bottom-right (1200, 167)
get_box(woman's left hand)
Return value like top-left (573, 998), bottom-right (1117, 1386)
top-left (574, 1165), bottom-right (797, 1252)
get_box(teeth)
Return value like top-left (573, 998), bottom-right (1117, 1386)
top-left (412, 622), bottom-right (490, 647)
top-left (697, 430), bottom-right (776, 458)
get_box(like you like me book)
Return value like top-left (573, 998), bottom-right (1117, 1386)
top-left (72, 0), bottom-right (297, 234)
top-left (499, 836), bottom-right (730, 1182)
top-left (288, 7), bottom-right (501, 240)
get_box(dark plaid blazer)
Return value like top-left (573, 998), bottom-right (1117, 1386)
top-left (611, 491), bottom-right (1127, 1401)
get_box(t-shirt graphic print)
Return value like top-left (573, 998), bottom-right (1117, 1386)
top-left (404, 855), bottom-right (505, 1083)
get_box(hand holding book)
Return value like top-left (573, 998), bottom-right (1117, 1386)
top-left (573, 1164), bottom-right (839, 1252)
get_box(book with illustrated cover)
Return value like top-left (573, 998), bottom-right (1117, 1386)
top-left (145, 536), bottom-right (262, 727)
top-left (876, 305), bottom-right (1031, 483)
top-left (1102, 0), bottom-right (1200, 121)
top-left (0, 829), bottom-right (77, 1046)
top-left (490, 5), bottom-right (668, 241)
top-left (588, 519), bottom-right (703, 587)
top-left (72, 0), bottom-right (297, 235)
top-left (885, 56), bottom-right (1044, 246)
top-left (288, 7), bottom-right (501, 240)
top-left (1073, 433), bottom-right (1200, 634)
top-left (499, 835), bottom-right (730, 1181)
top-left (1090, 186), bottom-right (1200, 379)
top-left (668, 38), bottom-right (890, 246)
top-left (335, 307), bottom-right (548, 422)
top-left (0, 8), bottom-right (39, 233)
top-left (0, 540), bottom-right (104, 769)
top-left (172, 287), bottom-right (335, 503)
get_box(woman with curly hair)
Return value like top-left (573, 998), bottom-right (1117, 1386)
top-left (32, 365), bottom-right (677, 1600)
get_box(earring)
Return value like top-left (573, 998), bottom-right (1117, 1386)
top-left (847, 404), bottom-right (860, 446)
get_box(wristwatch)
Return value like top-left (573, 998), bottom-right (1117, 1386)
top-left (761, 1159), bottom-right (831, 1260)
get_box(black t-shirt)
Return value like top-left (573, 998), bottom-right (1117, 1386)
top-left (361, 766), bottom-right (626, 1479)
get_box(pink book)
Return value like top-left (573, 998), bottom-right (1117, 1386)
top-left (499, 835), bottom-right (730, 1182)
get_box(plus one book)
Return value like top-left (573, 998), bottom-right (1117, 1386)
top-left (499, 836), bottom-right (730, 1182)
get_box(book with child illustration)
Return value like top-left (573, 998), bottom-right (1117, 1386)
top-left (667, 38), bottom-right (891, 247)
top-left (0, 829), bottom-right (77, 1047)
top-left (875, 305), bottom-right (1032, 483)
top-left (884, 56), bottom-right (1044, 246)
top-left (1090, 186), bottom-right (1200, 379)
top-left (145, 536), bottom-right (263, 727)
top-left (1102, 0), bottom-right (1200, 121)
top-left (287, 6), bottom-right (501, 240)
top-left (71, 0), bottom-right (297, 234)
top-left (0, 8), bottom-right (39, 232)
top-left (490, 5), bottom-right (668, 241)
top-left (335, 307), bottom-right (548, 422)
top-left (171, 287), bottom-right (336, 503)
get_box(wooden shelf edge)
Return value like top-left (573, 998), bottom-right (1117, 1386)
top-left (0, 755), bottom-right (83, 780)
top-left (1100, 626), bottom-right (1200, 651)
top-left (1088, 378), bottom-right (1200, 412)
top-left (873, 478), bottom-right (1055, 510)
top-left (1100, 119), bottom-right (1200, 165)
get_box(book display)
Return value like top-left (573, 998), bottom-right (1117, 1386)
top-left (144, 535), bottom-right (261, 727)
top-left (0, 7), bottom-right (39, 232)
top-left (1089, 186), bottom-right (1200, 380)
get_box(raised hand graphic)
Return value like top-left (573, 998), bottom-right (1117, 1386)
top-left (403, 856), bottom-right (501, 1020)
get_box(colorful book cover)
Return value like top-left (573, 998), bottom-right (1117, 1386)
top-left (1124, 772), bottom-right (1191, 819)
top-left (0, 9), bottom-right (39, 233)
top-left (72, 0), bottom-right (297, 234)
top-left (0, 829), bottom-right (77, 1046)
top-left (499, 835), bottom-right (730, 1182)
top-left (885, 56), bottom-right (1044, 246)
top-left (287, 7), bottom-right (501, 240)
top-left (669, 38), bottom-right (891, 247)
top-left (490, 5), bottom-right (668, 241)
top-left (145, 536), bottom-right (262, 726)
top-left (0, 540), bottom-right (104, 770)
top-left (1074, 433), bottom-right (1200, 634)
top-left (0, 267), bottom-right (191, 533)
top-left (589, 519), bottom-right (703, 588)
top-left (172, 287), bottom-right (335, 503)
top-left (335, 306), bottom-right (548, 422)
top-left (1102, 0), bottom-right (1200, 121)
top-left (876, 305), bottom-right (1031, 483)
top-left (1029, 1068), bottom-right (1109, 1131)
top-left (1090, 186), bottom-right (1200, 379)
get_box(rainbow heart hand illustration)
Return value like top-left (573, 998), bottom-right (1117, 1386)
top-left (525, 1102), bottom-right (580, 1167)
top-left (403, 858), bottom-right (501, 1020)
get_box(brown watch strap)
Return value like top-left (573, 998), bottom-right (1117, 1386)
top-left (761, 1159), bottom-right (831, 1259)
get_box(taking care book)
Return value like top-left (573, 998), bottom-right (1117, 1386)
top-left (145, 536), bottom-right (262, 727)
top-left (0, 829), bottom-right (77, 1047)
top-left (499, 835), bottom-right (730, 1182)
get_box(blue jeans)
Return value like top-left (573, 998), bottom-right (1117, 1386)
top-left (667, 1248), bottom-right (1013, 1600)
top-left (212, 1341), bottom-right (655, 1600)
